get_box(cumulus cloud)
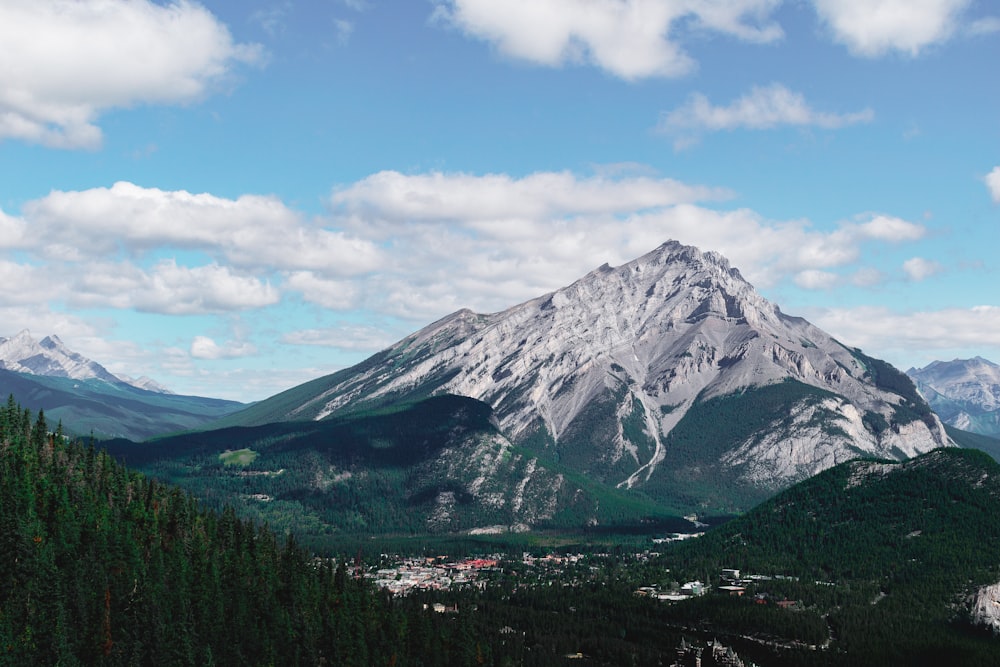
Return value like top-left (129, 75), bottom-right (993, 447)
top-left (850, 267), bottom-right (887, 287)
top-left (0, 305), bottom-right (100, 341)
top-left (432, 0), bottom-right (783, 80)
top-left (24, 182), bottom-right (382, 275)
top-left (0, 261), bottom-right (65, 306)
top-left (986, 167), bottom-right (1000, 203)
top-left (190, 335), bottom-right (258, 360)
top-left (331, 170), bottom-right (728, 223)
top-left (658, 83), bottom-right (874, 148)
top-left (4, 170), bottom-right (933, 326)
top-left (327, 170), bottom-right (929, 320)
top-left (809, 305), bottom-right (1000, 360)
top-left (72, 261), bottom-right (280, 314)
top-left (812, 0), bottom-right (970, 57)
top-left (902, 257), bottom-right (943, 282)
top-left (0, 0), bottom-right (261, 149)
top-left (0, 209), bottom-right (29, 249)
top-left (284, 272), bottom-right (360, 310)
top-left (853, 214), bottom-right (926, 242)
top-left (794, 270), bottom-right (840, 290)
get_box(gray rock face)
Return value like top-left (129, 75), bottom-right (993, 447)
top-left (970, 582), bottom-right (1000, 634)
top-left (248, 241), bottom-right (951, 508)
top-left (0, 330), bottom-right (169, 393)
top-left (908, 357), bottom-right (1000, 436)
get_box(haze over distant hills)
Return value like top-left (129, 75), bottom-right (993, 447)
top-left (0, 330), bottom-right (243, 441)
top-left (210, 241), bottom-right (951, 517)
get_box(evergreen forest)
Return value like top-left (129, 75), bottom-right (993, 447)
top-left (4, 394), bottom-right (1000, 666)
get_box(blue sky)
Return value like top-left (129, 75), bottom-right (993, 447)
top-left (1, 0), bottom-right (999, 402)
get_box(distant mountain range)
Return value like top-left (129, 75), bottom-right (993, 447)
top-left (206, 240), bottom-right (951, 519)
top-left (908, 357), bottom-right (1000, 437)
top-left (0, 329), bottom-right (169, 392)
top-left (0, 330), bottom-right (243, 441)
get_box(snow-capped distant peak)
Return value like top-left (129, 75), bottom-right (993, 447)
top-left (0, 330), bottom-right (170, 393)
top-left (117, 374), bottom-right (175, 394)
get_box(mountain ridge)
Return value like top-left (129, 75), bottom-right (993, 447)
top-left (0, 329), bottom-right (168, 392)
top-left (215, 240), bottom-right (950, 511)
top-left (908, 357), bottom-right (1000, 437)
top-left (0, 331), bottom-right (244, 440)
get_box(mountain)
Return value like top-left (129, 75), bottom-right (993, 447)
top-left (662, 447), bottom-right (1000, 665)
top-left (0, 331), bottom-right (244, 440)
top-left (216, 241), bottom-right (950, 512)
top-left (116, 373), bottom-right (174, 394)
top-left (908, 357), bottom-right (1000, 437)
top-left (0, 330), bottom-right (152, 389)
top-left (0, 368), bottom-right (245, 441)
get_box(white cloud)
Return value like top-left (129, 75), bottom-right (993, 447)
top-left (658, 83), bottom-right (873, 148)
top-left (72, 261), bottom-right (280, 314)
top-left (24, 182), bottom-right (382, 275)
top-left (432, 0), bottom-right (783, 80)
top-left (0, 261), bottom-right (62, 305)
top-left (986, 166), bottom-right (1000, 203)
top-left (812, 0), bottom-right (970, 57)
top-left (190, 335), bottom-right (258, 360)
top-left (282, 326), bottom-right (398, 351)
top-left (331, 170), bottom-right (728, 223)
top-left (3, 172), bottom-right (933, 326)
top-left (854, 214), bottom-right (926, 242)
top-left (850, 267), bottom-right (886, 287)
top-left (794, 270), bottom-right (840, 290)
top-left (968, 17), bottom-right (1000, 36)
top-left (284, 272), bottom-right (360, 310)
top-left (0, 209), bottom-right (28, 249)
top-left (328, 170), bottom-right (929, 321)
top-left (0, 0), bottom-right (261, 149)
top-left (809, 305), bottom-right (1000, 360)
top-left (902, 257), bottom-right (943, 281)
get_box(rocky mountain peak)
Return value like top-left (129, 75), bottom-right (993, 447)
top-left (229, 240), bottom-right (951, 511)
top-left (907, 357), bottom-right (1000, 436)
top-left (0, 330), bottom-right (170, 393)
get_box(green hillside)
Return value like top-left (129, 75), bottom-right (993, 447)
top-left (656, 447), bottom-right (1000, 665)
top-left (0, 369), bottom-right (244, 440)
top-left (945, 422), bottom-right (1000, 461)
top-left (105, 395), bottom-right (681, 548)
top-left (0, 396), bottom-right (414, 665)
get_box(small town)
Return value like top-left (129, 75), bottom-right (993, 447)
top-left (367, 555), bottom-right (500, 595)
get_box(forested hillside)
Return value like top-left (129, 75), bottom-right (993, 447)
top-left (104, 395), bottom-right (680, 546)
top-left (658, 447), bottom-right (1000, 664)
top-left (0, 396), bottom-right (485, 666)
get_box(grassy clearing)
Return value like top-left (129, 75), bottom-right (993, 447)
top-left (220, 448), bottom-right (258, 467)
